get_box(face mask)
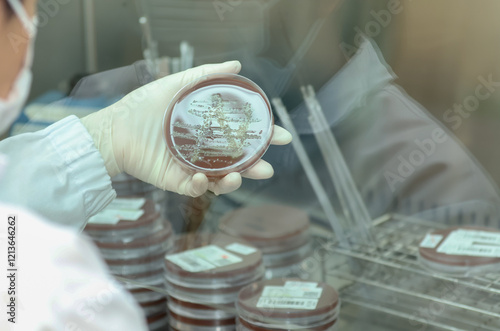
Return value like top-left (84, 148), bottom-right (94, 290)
top-left (0, 0), bottom-right (37, 135)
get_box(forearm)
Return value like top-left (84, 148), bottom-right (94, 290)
top-left (0, 115), bottom-right (116, 231)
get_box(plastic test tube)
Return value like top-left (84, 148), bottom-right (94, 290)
top-left (301, 85), bottom-right (374, 246)
top-left (272, 98), bottom-right (349, 249)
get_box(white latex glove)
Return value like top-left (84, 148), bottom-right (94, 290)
top-left (81, 61), bottom-right (292, 197)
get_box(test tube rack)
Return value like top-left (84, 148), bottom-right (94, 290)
top-left (320, 214), bottom-right (500, 331)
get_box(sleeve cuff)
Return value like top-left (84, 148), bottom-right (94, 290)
top-left (45, 115), bottom-right (116, 224)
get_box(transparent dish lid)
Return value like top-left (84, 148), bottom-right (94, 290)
top-left (163, 73), bottom-right (273, 177)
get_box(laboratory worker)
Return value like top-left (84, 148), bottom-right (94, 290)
top-left (0, 203), bottom-right (151, 331)
top-left (0, 0), bottom-right (292, 231)
top-left (0, 0), bottom-right (291, 330)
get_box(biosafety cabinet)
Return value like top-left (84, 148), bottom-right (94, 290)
top-left (27, 0), bottom-right (500, 330)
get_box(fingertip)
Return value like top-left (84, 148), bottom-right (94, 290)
top-left (214, 172), bottom-right (242, 195)
top-left (259, 162), bottom-right (274, 179)
top-left (231, 60), bottom-right (242, 73)
top-left (271, 125), bottom-right (292, 145)
top-left (220, 60), bottom-right (241, 74)
top-left (181, 61), bottom-right (242, 86)
top-left (226, 172), bottom-right (242, 184)
top-left (190, 173), bottom-right (209, 197)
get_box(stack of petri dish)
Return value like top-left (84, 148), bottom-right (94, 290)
top-left (84, 197), bottom-right (174, 330)
top-left (219, 205), bottom-right (312, 279)
top-left (236, 279), bottom-right (340, 331)
top-left (164, 233), bottom-right (265, 331)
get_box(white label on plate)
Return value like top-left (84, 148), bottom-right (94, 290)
top-left (88, 214), bottom-right (120, 225)
top-left (284, 281), bottom-right (318, 289)
top-left (256, 286), bottom-right (323, 310)
top-left (225, 242), bottom-right (257, 255)
top-left (450, 229), bottom-right (500, 244)
top-left (88, 209), bottom-right (144, 224)
top-left (256, 297), bottom-right (320, 310)
top-left (420, 234), bottom-right (444, 248)
top-left (165, 245), bottom-right (242, 272)
top-left (107, 198), bottom-right (146, 210)
top-left (437, 229), bottom-right (500, 257)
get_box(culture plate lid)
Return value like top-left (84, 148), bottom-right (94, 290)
top-left (163, 73), bottom-right (273, 177)
top-left (237, 279), bottom-right (339, 322)
top-left (219, 205), bottom-right (310, 244)
top-left (85, 199), bottom-right (160, 231)
top-left (165, 233), bottom-right (263, 280)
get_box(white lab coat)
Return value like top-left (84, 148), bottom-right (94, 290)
top-left (0, 117), bottom-right (148, 329)
top-left (0, 203), bottom-right (148, 331)
top-left (0, 116), bottom-right (116, 231)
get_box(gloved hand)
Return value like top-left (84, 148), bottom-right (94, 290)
top-left (81, 61), bottom-right (292, 197)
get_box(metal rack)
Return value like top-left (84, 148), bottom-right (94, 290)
top-left (323, 214), bottom-right (500, 331)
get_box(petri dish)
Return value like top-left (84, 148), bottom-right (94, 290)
top-left (95, 224), bottom-right (174, 259)
top-left (121, 268), bottom-right (167, 287)
top-left (167, 295), bottom-right (235, 320)
top-left (165, 233), bottom-right (264, 304)
top-left (134, 291), bottom-right (166, 304)
top-left (169, 309), bottom-right (235, 331)
top-left (262, 242), bottom-right (312, 268)
top-left (264, 262), bottom-right (305, 280)
top-left (165, 233), bottom-right (264, 285)
top-left (163, 73), bottom-right (274, 177)
top-left (236, 317), bottom-right (338, 331)
top-left (147, 312), bottom-right (169, 331)
top-left (237, 279), bottom-right (339, 330)
top-left (124, 274), bottom-right (165, 290)
top-left (84, 199), bottom-right (161, 238)
top-left (130, 286), bottom-right (167, 304)
top-left (168, 309), bottom-right (235, 328)
top-left (140, 297), bottom-right (167, 317)
top-left (219, 205), bottom-right (311, 255)
top-left (418, 226), bottom-right (500, 277)
top-left (105, 252), bottom-right (166, 276)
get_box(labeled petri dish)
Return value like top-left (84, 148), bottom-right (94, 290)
top-left (165, 233), bottom-right (264, 304)
top-left (237, 279), bottom-right (339, 330)
top-left (84, 199), bottom-right (161, 238)
top-left (219, 205), bottom-right (311, 255)
top-left (418, 226), bottom-right (500, 277)
top-left (165, 234), bottom-right (263, 285)
top-left (163, 73), bottom-right (274, 177)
